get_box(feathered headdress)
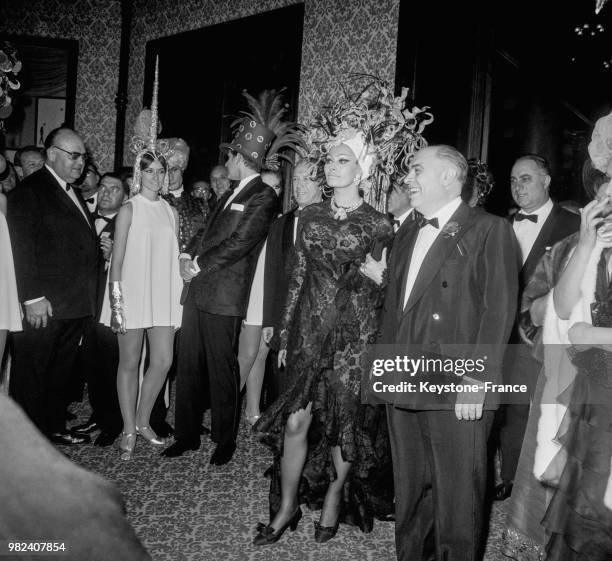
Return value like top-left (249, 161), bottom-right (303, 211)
top-left (220, 88), bottom-right (306, 171)
top-left (129, 57), bottom-right (171, 195)
top-left (303, 75), bottom-right (434, 212)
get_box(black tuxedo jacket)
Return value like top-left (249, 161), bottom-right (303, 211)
top-left (512, 203), bottom-right (580, 293)
top-left (95, 216), bottom-right (117, 316)
top-left (262, 209), bottom-right (297, 342)
top-left (7, 166), bottom-right (98, 320)
top-left (378, 202), bottom-right (519, 409)
top-left (185, 176), bottom-right (278, 316)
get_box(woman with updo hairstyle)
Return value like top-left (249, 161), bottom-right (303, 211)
top-left (253, 133), bottom-right (394, 545)
top-left (100, 150), bottom-right (182, 460)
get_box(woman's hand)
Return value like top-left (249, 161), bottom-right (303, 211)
top-left (568, 321), bottom-right (594, 349)
top-left (578, 198), bottom-right (609, 251)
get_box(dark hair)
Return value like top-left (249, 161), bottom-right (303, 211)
top-left (43, 127), bottom-right (78, 150)
top-left (100, 171), bottom-right (129, 196)
top-left (139, 151), bottom-right (167, 171)
top-left (14, 145), bottom-right (45, 167)
top-left (515, 154), bottom-right (551, 177)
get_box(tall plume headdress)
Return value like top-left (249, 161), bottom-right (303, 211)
top-left (302, 75), bottom-right (434, 212)
top-left (129, 56), bottom-right (172, 195)
top-left (220, 88), bottom-right (307, 171)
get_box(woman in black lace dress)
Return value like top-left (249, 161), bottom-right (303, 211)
top-left (253, 140), bottom-right (394, 545)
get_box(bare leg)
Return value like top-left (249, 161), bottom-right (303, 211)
top-left (116, 329), bottom-right (145, 434)
top-left (319, 445), bottom-right (352, 526)
top-left (269, 403), bottom-right (313, 530)
top-left (135, 326), bottom-right (174, 429)
top-left (245, 331), bottom-right (269, 419)
top-left (238, 323), bottom-right (262, 389)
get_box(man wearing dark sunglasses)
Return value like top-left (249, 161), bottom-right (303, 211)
top-left (6, 127), bottom-right (99, 447)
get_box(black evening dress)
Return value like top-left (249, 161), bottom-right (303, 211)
top-left (542, 249), bottom-right (612, 560)
top-left (254, 199), bottom-right (394, 532)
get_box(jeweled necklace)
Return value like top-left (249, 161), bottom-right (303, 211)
top-left (331, 196), bottom-right (363, 221)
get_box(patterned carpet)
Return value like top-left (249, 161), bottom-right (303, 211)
top-left (59, 396), bottom-right (510, 561)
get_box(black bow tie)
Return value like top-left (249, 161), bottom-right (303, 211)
top-left (85, 197), bottom-right (95, 204)
top-left (94, 213), bottom-right (111, 223)
top-left (515, 213), bottom-right (538, 223)
top-left (392, 219), bottom-right (400, 229)
top-left (65, 184), bottom-right (72, 192)
top-left (413, 211), bottom-right (439, 229)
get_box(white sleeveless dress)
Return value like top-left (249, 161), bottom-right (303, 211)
top-left (101, 194), bottom-right (182, 329)
top-left (0, 212), bottom-right (22, 331)
top-left (244, 241), bottom-right (266, 326)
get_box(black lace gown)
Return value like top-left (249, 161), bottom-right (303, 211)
top-left (254, 199), bottom-right (394, 532)
top-left (542, 249), bottom-right (612, 560)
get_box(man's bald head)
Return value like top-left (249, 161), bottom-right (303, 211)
top-left (44, 127), bottom-right (87, 183)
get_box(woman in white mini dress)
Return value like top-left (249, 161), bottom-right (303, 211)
top-left (0, 190), bottom-right (22, 366)
top-left (101, 151), bottom-right (182, 459)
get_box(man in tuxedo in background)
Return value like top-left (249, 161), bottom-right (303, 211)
top-left (261, 159), bottom-right (322, 405)
top-left (209, 164), bottom-right (232, 211)
top-left (7, 127), bottom-right (98, 445)
top-left (163, 119), bottom-right (278, 464)
top-left (494, 154), bottom-right (580, 500)
top-left (379, 145), bottom-right (518, 561)
top-left (71, 173), bottom-right (126, 445)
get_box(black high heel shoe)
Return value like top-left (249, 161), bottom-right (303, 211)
top-left (313, 517), bottom-right (340, 543)
top-left (253, 507), bottom-right (302, 545)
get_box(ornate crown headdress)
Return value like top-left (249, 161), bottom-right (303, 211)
top-left (0, 42), bottom-right (22, 130)
top-left (302, 75), bottom-right (434, 211)
top-left (129, 57), bottom-right (172, 195)
top-left (220, 88), bottom-right (307, 171)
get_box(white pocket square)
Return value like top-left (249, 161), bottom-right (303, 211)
top-left (230, 203), bottom-right (245, 211)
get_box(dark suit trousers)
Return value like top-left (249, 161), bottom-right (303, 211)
top-left (498, 344), bottom-right (539, 482)
top-left (10, 317), bottom-right (88, 435)
top-left (81, 322), bottom-right (122, 435)
top-left (175, 294), bottom-right (241, 447)
top-left (387, 406), bottom-right (493, 561)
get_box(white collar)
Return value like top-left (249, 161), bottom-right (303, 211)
top-left (237, 173), bottom-right (260, 190)
top-left (97, 211), bottom-right (118, 219)
top-left (520, 198), bottom-right (553, 216)
top-left (395, 207), bottom-right (413, 226)
top-left (424, 197), bottom-right (462, 228)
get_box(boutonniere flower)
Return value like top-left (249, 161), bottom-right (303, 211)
top-left (441, 221), bottom-right (460, 238)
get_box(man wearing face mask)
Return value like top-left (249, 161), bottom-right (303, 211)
top-left (7, 127), bottom-right (98, 446)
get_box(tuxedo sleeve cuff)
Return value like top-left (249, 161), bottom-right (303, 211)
top-left (24, 297), bottom-right (45, 305)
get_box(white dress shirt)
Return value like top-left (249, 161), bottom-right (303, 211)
top-left (95, 211), bottom-right (117, 236)
top-left (512, 198), bottom-right (553, 265)
top-left (403, 197), bottom-right (462, 310)
top-left (45, 164), bottom-right (91, 223)
top-left (394, 208), bottom-right (414, 232)
top-left (223, 173), bottom-right (259, 209)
